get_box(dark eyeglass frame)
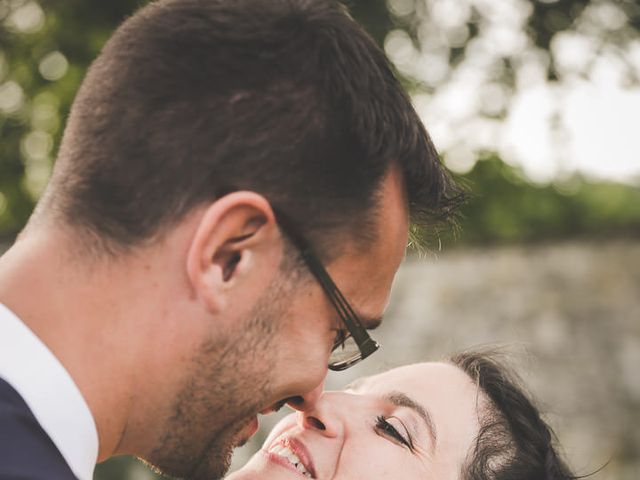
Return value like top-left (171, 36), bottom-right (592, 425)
top-left (273, 208), bottom-right (380, 371)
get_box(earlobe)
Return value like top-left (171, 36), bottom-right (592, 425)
top-left (185, 192), bottom-right (278, 313)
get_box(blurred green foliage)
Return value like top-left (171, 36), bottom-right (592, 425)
top-left (454, 156), bottom-right (640, 245)
top-left (0, 0), bottom-right (142, 241)
top-left (1, 0), bottom-right (639, 248)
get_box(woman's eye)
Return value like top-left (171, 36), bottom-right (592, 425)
top-left (375, 415), bottom-right (413, 450)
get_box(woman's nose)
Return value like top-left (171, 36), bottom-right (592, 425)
top-left (296, 391), bottom-right (349, 438)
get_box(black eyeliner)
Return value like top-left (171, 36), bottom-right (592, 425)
top-left (375, 415), bottom-right (415, 451)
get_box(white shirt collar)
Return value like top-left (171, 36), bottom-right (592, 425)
top-left (0, 303), bottom-right (99, 480)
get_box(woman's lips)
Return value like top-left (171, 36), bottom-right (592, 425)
top-left (264, 435), bottom-right (317, 479)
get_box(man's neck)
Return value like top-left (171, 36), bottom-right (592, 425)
top-left (0, 228), bottom-right (146, 461)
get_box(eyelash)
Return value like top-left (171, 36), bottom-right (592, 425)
top-left (332, 328), bottom-right (348, 349)
top-left (375, 415), bottom-right (413, 450)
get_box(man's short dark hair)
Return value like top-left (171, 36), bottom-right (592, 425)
top-left (43, 0), bottom-right (464, 257)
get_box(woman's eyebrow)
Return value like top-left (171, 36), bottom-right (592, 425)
top-left (386, 391), bottom-right (438, 449)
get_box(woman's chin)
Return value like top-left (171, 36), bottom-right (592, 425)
top-left (226, 452), bottom-right (291, 480)
top-left (226, 472), bottom-right (256, 479)
top-left (225, 467), bottom-right (260, 479)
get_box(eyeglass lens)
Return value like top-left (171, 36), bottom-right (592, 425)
top-left (329, 335), bottom-right (362, 370)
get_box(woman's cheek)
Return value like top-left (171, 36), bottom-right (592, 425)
top-left (337, 440), bottom-right (406, 479)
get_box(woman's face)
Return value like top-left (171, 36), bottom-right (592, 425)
top-left (228, 362), bottom-right (483, 480)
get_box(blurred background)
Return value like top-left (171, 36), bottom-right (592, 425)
top-left (0, 0), bottom-right (638, 478)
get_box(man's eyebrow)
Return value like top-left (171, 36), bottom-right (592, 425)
top-left (360, 315), bottom-right (383, 330)
top-left (386, 391), bottom-right (437, 449)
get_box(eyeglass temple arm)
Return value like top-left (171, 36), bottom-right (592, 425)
top-left (273, 208), bottom-right (377, 352)
top-left (301, 250), bottom-right (376, 347)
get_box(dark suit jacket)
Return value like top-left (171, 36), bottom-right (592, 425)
top-left (0, 377), bottom-right (77, 479)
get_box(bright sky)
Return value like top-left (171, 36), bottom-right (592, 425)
top-left (386, 0), bottom-right (640, 185)
top-left (499, 74), bottom-right (640, 184)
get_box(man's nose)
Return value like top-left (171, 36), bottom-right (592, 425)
top-left (286, 377), bottom-right (325, 412)
top-left (296, 391), bottom-right (347, 438)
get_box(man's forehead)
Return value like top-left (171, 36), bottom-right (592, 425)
top-left (327, 166), bottom-right (409, 334)
top-left (329, 259), bottom-right (392, 329)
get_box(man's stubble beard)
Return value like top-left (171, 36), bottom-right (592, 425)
top-left (145, 272), bottom-right (296, 480)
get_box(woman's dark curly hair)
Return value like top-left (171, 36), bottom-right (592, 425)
top-left (450, 351), bottom-right (577, 480)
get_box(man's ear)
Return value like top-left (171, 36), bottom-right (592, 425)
top-left (186, 192), bottom-right (280, 313)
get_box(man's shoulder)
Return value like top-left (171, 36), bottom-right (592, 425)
top-left (0, 377), bottom-right (77, 480)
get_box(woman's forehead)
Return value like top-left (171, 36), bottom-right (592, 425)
top-left (346, 362), bottom-right (482, 425)
top-left (348, 362), bottom-right (468, 392)
top-left (362, 362), bottom-right (483, 464)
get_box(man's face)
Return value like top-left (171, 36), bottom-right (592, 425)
top-left (146, 272), bottom-right (295, 480)
top-left (147, 168), bottom-right (409, 480)
top-left (266, 166), bottom-right (410, 405)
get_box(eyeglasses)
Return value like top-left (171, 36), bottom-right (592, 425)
top-left (274, 208), bottom-right (380, 371)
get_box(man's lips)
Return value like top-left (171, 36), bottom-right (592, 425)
top-left (234, 416), bottom-right (259, 447)
top-left (264, 435), bottom-right (317, 479)
top-left (260, 398), bottom-right (289, 415)
top-left (233, 399), bottom-right (290, 447)
top-left (236, 399), bottom-right (287, 447)
top-left (234, 397), bottom-right (292, 445)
